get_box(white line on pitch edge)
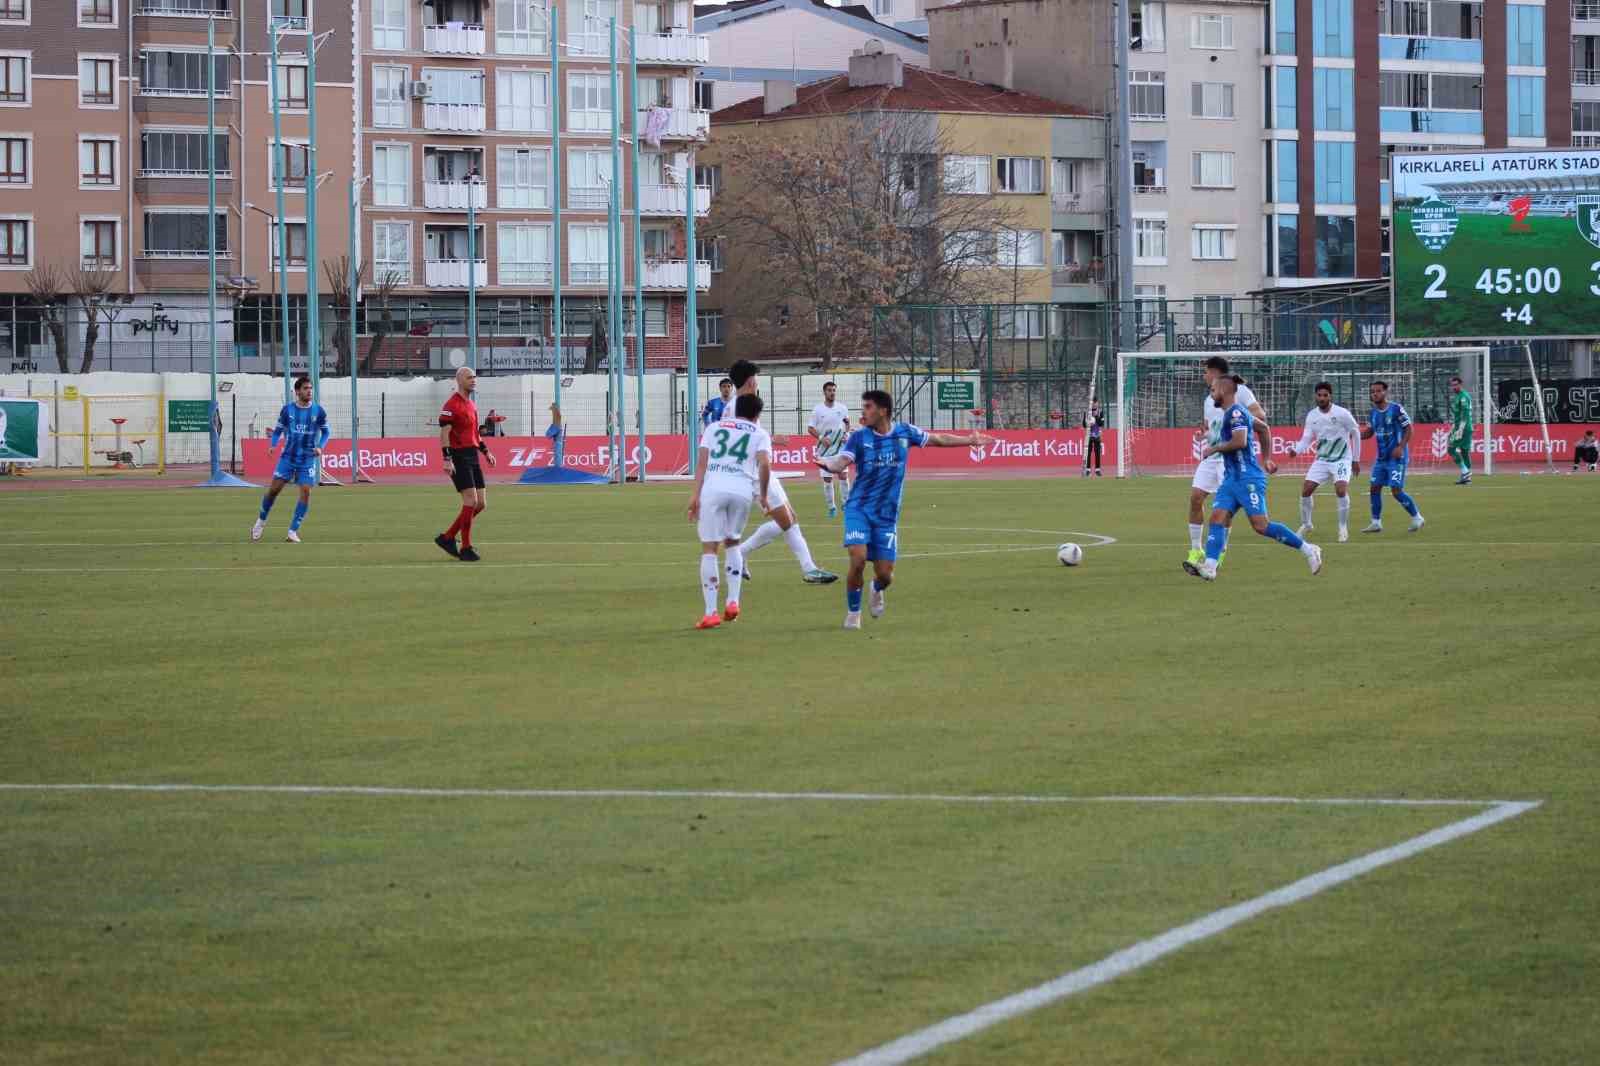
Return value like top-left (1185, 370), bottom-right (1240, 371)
top-left (0, 783), bottom-right (1514, 808)
top-left (830, 800), bottom-right (1542, 1066)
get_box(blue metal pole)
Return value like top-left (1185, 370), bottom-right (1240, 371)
top-left (349, 176), bottom-right (361, 481)
top-left (685, 147), bottom-right (698, 475)
top-left (304, 29), bottom-right (321, 404)
top-left (269, 26), bottom-right (291, 407)
top-left (550, 5), bottom-right (563, 418)
top-left (628, 28), bottom-right (645, 481)
top-left (467, 176), bottom-right (478, 369)
top-left (609, 17), bottom-right (623, 480)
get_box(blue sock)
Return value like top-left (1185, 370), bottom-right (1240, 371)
top-left (870, 580), bottom-right (882, 593)
top-left (1204, 522), bottom-right (1227, 562)
top-left (847, 587), bottom-right (863, 612)
top-left (259, 494), bottom-right (276, 521)
top-left (1264, 521), bottom-right (1304, 549)
top-left (290, 500), bottom-right (309, 531)
top-left (1370, 492), bottom-right (1383, 521)
top-left (1394, 491), bottom-right (1419, 517)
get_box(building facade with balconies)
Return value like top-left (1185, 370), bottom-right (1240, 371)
top-left (357, 0), bottom-right (711, 372)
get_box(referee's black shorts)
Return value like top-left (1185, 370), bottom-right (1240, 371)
top-left (448, 448), bottom-right (485, 491)
top-left (1576, 444), bottom-right (1599, 465)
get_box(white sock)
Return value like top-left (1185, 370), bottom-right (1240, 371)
top-left (700, 554), bottom-right (719, 615)
top-left (784, 524), bottom-right (818, 573)
top-left (1299, 497), bottom-right (1314, 528)
top-left (1337, 496), bottom-right (1350, 528)
top-left (724, 547), bottom-right (743, 603)
top-left (1188, 523), bottom-right (1203, 551)
top-left (741, 520), bottom-right (782, 556)
top-left (822, 478), bottom-right (835, 509)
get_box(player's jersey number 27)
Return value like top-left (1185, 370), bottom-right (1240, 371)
top-left (708, 428), bottom-right (752, 462)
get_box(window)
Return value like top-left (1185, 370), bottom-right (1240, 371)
top-left (1380, 71), bottom-right (1429, 109)
top-left (0, 0), bottom-right (26, 23)
top-left (272, 0), bottom-right (309, 31)
top-left (143, 211), bottom-right (227, 257)
top-left (1190, 14), bottom-right (1234, 48)
top-left (1274, 139), bottom-right (1297, 202)
top-left (1274, 0), bottom-right (1295, 53)
top-left (697, 310), bottom-right (724, 347)
top-left (272, 221), bottom-right (309, 267)
top-left (372, 144), bottom-right (409, 206)
top-left (996, 157), bottom-right (1044, 193)
top-left (1315, 215), bottom-right (1354, 276)
top-left (373, 65), bottom-right (407, 127)
top-left (276, 62), bottom-right (308, 110)
top-left (495, 0), bottom-right (548, 54)
top-left (498, 223), bottom-right (551, 284)
top-left (1132, 142), bottom-right (1165, 189)
top-left (694, 80), bottom-right (714, 111)
top-left (372, 0), bottom-right (407, 50)
top-left (496, 70), bottom-right (549, 131)
top-left (141, 50), bottom-right (229, 97)
top-left (1274, 213), bottom-right (1299, 277)
top-left (1314, 141), bottom-right (1354, 203)
top-left (80, 138), bottom-right (116, 186)
top-left (79, 0), bottom-right (114, 24)
top-left (1381, 0), bottom-right (1483, 39)
top-left (696, 236), bottom-right (724, 272)
top-left (81, 220), bottom-right (117, 269)
top-left (1578, 101), bottom-right (1600, 133)
top-left (0, 136), bottom-right (26, 183)
top-left (1193, 295), bottom-right (1230, 332)
top-left (695, 163), bottom-right (721, 196)
top-left (569, 223), bottom-right (608, 282)
top-left (997, 305), bottom-right (1047, 339)
top-left (1507, 3), bottom-right (1542, 64)
top-left (1273, 67), bottom-right (1297, 129)
top-left (1191, 81), bottom-right (1234, 119)
top-left (271, 142), bottom-right (309, 191)
top-left (943, 155), bottom-right (990, 194)
top-left (0, 54), bottom-right (29, 104)
top-left (1509, 76), bottom-right (1545, 136)
top-left (1130, 71), bottom-right (1165, 120)
top-left (424, 68), bottom-right (485, 105)
top-left (998, 229), bottom-right (1045, 267)
top-left (567, 73), bottom-right (613, 133)
top-left (636, 75), bottom-right (671, 109)
top-left (1132, 0), bottom-right (1165, 51)
top-left (1313, 0), bottom-right (1352, 56)
top-left (373, 221), bottom-right (411, 284)
top-left (497, 146), bottom-right (549, 208)
top-left (1191, 224), bottom-right (1236, 260)
top-left (619, 298), bottom-right (669, 337)
top-left (1191, 150), bottom-right (1234, 188)
top-left (944, 229), bottom-right (995, 265)
top-left (141, 130), bottom-right (227, 176)
top-left (642, 226), bottom-right (672, 259)
top-left (1133, 283), bottom-right (1166, 329)
top-left (1432, 73), bottom-right (1482, 109)
top-left (79, 57), bottom-right (116, 107)
top-left (568, 149), bottom-right (613, 208)
top-left (0, 217), bottom-right (29, 266)
top-left (1134, 216), bottom-right (1167, 263)
top-left (1052, 158), bottom-right (1081, 199)
top-left (1314, 68), bottom-right (1354, 130)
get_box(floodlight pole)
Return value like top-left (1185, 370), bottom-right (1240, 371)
top-left (269, 24), bottom-right (292, 407)
top-left (629, 28), bottom-right (646, 481)
top-left (305, 29), bottom-right (323, 402)
top-left (609, 17), bottom-right (625, 481)
top-left (551, 6), bottom-right (564, 416)
top-left (685, 145), bottom-right (698, 475)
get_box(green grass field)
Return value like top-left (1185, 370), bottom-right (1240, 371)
top-left (1393, 208), bottom-right (1600, 339)
top-left (2, 473), bottom-right (1598, 1064)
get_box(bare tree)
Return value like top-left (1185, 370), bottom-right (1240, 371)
top-left (24, 264), bottom-right (70, 372)
top-left (70, 266), bottom-right (118, 374)
top-left (321, 255), bottom-right (370, 375)
top-left (359, 270), bottom-right (404, 375)
top-left (709, 111), bottom-right (1021, 370)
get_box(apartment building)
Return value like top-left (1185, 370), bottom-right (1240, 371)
top-left (355, 0), bottom-right (711, 371)
top-left (0, 0), bottom-right (353, 370)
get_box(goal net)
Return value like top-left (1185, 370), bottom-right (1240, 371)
top-left (1115, 347), bottom-right (1494, 478)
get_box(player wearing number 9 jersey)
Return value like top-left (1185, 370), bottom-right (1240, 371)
top-left (687, 393), bottom-right (773, 630)
top-left (1359, 380), bottom-right (1424, 534)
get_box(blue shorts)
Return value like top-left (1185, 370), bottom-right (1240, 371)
top-left (1214, 477), bottom-right (1268, 518)
top-left (273, 457), bottom-right (318, 486)
top-left (1370, 460), bottom-right (1408, 490)
top-left (843, 511), bottom-right (899, 562)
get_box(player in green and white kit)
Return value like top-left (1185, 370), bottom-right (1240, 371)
top-left (1448, 375), bottom-right (1473, 484)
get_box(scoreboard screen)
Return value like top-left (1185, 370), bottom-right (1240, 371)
top-left (1391, 149), bottom-right (1600, 340)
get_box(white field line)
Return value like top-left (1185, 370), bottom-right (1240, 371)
top-left (0, 783), bottom-right (1516, 808)
top-left (832, 799), bottom-right (1542, 1066)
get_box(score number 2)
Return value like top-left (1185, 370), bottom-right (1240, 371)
top-left (1424, 264), bottom-right (1448, 299)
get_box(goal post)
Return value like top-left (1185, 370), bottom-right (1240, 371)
top-left (80, 393), bottom-right (167, 475)
top-left (1114, 347), bottom-right (1494, 479)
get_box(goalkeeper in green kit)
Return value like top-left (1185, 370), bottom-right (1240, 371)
top-left (1448, 375), bottom-right (1473, 484)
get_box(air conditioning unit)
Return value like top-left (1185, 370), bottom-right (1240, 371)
top-left (409, 80), bottom-right (432, 98)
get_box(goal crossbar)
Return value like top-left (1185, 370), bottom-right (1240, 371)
top-left (1114, 347), bottom-right (1493, 479)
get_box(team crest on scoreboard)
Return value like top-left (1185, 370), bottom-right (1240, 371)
top-left (1575, 196), bottom-right (1600, 249)
top-left (1410, 197), bottom-right (1458, 253)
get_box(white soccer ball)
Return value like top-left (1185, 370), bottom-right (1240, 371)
top-left (1057, 543), bottom-right (1083, 567)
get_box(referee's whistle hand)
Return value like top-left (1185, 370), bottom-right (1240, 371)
top-left (484, 451), bottom-right (497, 467)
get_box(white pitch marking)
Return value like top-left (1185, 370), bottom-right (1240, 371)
top-left (0, 783), bottom-right (1515, 808)
top-left (831, 799), bottom-right (1542, 1066)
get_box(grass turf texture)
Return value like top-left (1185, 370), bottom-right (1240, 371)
top-left (1392, 208), bottom-right (1600, 339)
top-left (2, 475), bottom-right (1597, 1064)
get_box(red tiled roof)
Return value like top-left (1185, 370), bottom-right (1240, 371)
top-left (711, 66), bottom-right (1096, 123)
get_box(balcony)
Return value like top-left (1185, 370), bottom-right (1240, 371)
top-left (136, 0), bottom-right (230, 13)
top-left (1577, 1), bottom-right (1600, 20)
top-left (569, 187), bottom-right (613, 210)
top-left (636, 107), bottom-right (710, 141)
top-left (1133, 183), bottom-right (1166, 195)
top-left (640, 183), bottom-right (710, 216)
top-left (571, 261), bottom-right (608, 284)
top-left (424, 180), bottom-right (488, 210)
top-left (633, 32), bottom-right (711, 65)
top-left (643, 258), bottom-right (712, 290)
top-left (423, 102), bottom-right (487, 131)
top-left (500, 263), bottom-right (554, 286)
top-left (1575, 133), bottom-right (1600, 147)
top-left (423, 23), bottom-right (487, 55)
top-left (424, 259), bottom-right (488, 287)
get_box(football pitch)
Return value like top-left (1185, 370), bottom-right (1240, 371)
top-left (2, 473), bottom-right (1596, 1065)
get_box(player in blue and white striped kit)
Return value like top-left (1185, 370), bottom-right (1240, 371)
top-left (1195, 374), bottom-right (1323, 581)
top-left (818, 389), bottom-right (991, 630)
top-left (251, 375), bottom-right (329, 543)
top-left (1360, 380), bottom-right (1425, 533)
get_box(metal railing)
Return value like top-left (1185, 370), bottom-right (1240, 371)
top-left (423, 180), bottom-right (488, 210)
top-left (423, 259), bottom-right (488, 287)
top-left (633, 32), bottom-right (711, 64)
top-left (423, 23), bottom-right (487, 55)
top-left (1575, 69), bottom-right (1600, 86)
top-left (643, 259), bottom-right (712, 290)
top-left (499, 263), bottom-right (554, 285)
top-left (136, 0), bottom-right (229, 13)
top-left (640, 183), bottom-right (711, 215)
top-left (635, 107), bottom-right (710, 141)
top-left (422, 102), bottom-right (487, 132)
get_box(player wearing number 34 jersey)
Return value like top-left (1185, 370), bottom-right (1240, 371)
top-left (687, 393), bottom-right (773, 630)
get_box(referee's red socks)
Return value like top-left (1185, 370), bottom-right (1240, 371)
top-left (459, 508), bottom-right (474, 548)
top-left (445, 506), bottom-right (473, 541)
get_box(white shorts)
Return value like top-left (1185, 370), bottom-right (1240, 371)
top-left (1305, 458), bottom-right (1353, 486)
top-left (697, 490), bottom-right (752, 543)
top-left (1191, 456), bottom-right (1225, 494)
top-left (756, 474), bottom-right (789, 512)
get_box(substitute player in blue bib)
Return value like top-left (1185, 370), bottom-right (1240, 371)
top-left (1360, 379), bottom-right (1424, 533)
top-left (1195, 374), bottom-right (1323, 581)
top-left (819, 389), bottom-right (991, 630)
top-left (251, 374), bottom-right (328, 543)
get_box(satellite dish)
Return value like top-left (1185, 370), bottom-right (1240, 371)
top-left (448, 348), bottom-right (467, 368)
top-left (863, 38), bottom-right (885, 54)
